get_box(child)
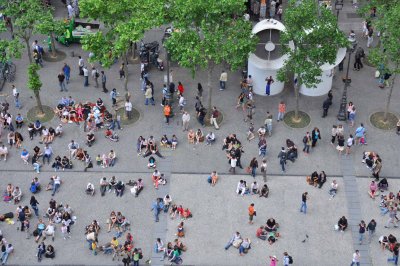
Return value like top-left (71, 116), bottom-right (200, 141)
top-left (95, 154), bottom-right (102, 166)
top-left (148, 156), bottom-right (156, 169)
top-left (24, 219), bottom-right (30, 239)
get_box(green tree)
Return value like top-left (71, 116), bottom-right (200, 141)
top-left (27, 64), bottom-right (44, 114)
top-left (80, 0), bottom-right (164, 92)
top-left (1, 0), bottom-right (49, 63)
top-left (277, 0), bottom-right (348, 119)
top-left (367, 3), bottom-right (400, 121)
top-left (164, 0), bottom-right (257, 117)
top-left (0, 23), bottom-right (23, 62)
top-left (35, 10), bottom-right (66, 58)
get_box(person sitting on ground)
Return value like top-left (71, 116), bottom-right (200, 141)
top-left (61, 156), bottom-right (72, 170)
top-left (256, 226), bottom-right (268, 240)
top-left (206, 132), bottom-right (215, 145)
top-left (187, 129), bottom-right (195, 144)
top-left (310, 171), bottom-right (319, 186)
top-left (329, 180), bottom-right (338, 197)
top-left (369, 180), bottom-right (378, 199)
top-left (86, 183), bottom-right (95, 196)
top-left (318, 171), bottom-right (327, 188)
top-left (55, 124), bottom-right (63, 137)
top-left (86, 132), bottom-right (95, 147)
top-left (0, 144), bottom-right (8, 161)
top-left (210, 171), bottom-right (218, 186)
top-left (129, 179), bottom-right (144, 197)
top-left (224, 232), bottom-right (242, 250)
top-left (265, 218), bottom-right (278, 232)
top-left (239, 238), bottom-right (251, 256)
top-left (148, 156), bottom-right (156, 168)
top-left (160, 135), bottom-right (171, 148)
top-left (379, 235), bottom-right (389, 251)
top-left (338, 216), bottom-right (348, 231)
top-left (12, 186), bottom-right (22, 204)
top-left (171, 135), bottom-right (178, 150)
top-left (195, 129), bottom-right (204, 144)
top-left (259, 184), bottom-right (269, 198)
top-left (143, 141), bottom-right (164, 158)
top-left (251, 181), bottom-right (259, 194)
top-left (257, 126), bottom-right (266, 139)
top-left (236, 180), bottom-right (247, 196)
top-left (378, 178), bottom-right (388, 191)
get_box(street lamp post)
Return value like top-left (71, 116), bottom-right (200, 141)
top-left (337, 37), bottom-right (357, 121)
top-left (335, 0), bottom-right (343, 20)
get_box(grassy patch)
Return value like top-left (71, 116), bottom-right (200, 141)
top-left (370, 112), bottom-right (398, 130)
top-left (283, 111), bottom-right (311, 129)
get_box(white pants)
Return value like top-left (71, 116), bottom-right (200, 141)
top-left (211, 117), bottom-right (219, 129)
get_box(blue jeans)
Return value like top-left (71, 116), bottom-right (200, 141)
top-left (65, 73), bottom-right (70, 83)
top-left (59, 81), bottom-right (67, 91)
top-left (84, 76), bottom-right (89, 87)
top-left (224, 241), bottom-right (233, 250)
top-left (32, 205), bottom-right (39, 217)
top-left (109, 120), bottom-right (121, 130)
top-left (33, 163), bottom-right (41, 173)
top-left (266, 124), bottom-right (272, 136)
top-left (381, 207), bottom-right (389, 215)
top-left (350, 262), bottom-right (360, 266)
top-left (220, 81), bottom-right (226, 90)
top-left (1, 251), bottom-right (9, 264)
top-left (153, 210), bottom-right (160, 222)
top-left (87, 239), bottom-right (93, 250)
top-left (239, 245), bottom-right (245, 254)
top-left (303, 143), bottom-right (310, 153)
top-left (251, 167), bottom-right (256, 178)
top-left (359, 232), bottom-right (364, 243)
top-left (52, 183), bottom-right (60, 196)
top-left (198, 116), bottom-right (205, 126)
top-left (15, 98), bottom-right (21, 109)
top-left (145, 98), bottom-right (154, 105)
top-left (280, 160), bottom-right (285, 172)
top-left (277, 112), bottom-right (284, 121)
top-left (300, 202), bottom-right (307, 213)
top-left (43, 154), bottom-right (51, 164)
top-left (133, 260), bottom-right (139, 266)
top-left (388, 255), bottom-right (398, 265)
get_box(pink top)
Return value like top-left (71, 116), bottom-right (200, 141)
top-left (270, 258), bottom-right (277, 266)
top-left (370, 182), bottom-right (377, 192)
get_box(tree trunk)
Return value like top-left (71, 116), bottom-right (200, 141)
top-left (50, 32), bottom-right (57, 58)
top-left (25, 38), bottom-right (33, 64)
top-left (294, 81), bottom-right (300, 120)
top-left (124, 51), bottom-right (128, 91)
top-left (34, 90), bottom-right (44, 114)
top-left (130, 42), bottom-right (137, 60)
top-left (207, 64), bottom-right (213, 119)
top-left (383, 72), bottom-right (396, 121)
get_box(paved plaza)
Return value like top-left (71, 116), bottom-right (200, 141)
top-left (0, 1), bottom-right (399, 266)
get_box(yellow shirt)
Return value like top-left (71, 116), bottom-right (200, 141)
top-left (111, 239), bottom-right (119, 247)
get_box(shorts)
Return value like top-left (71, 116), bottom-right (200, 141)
top-left (336, 146), bottom-right (344, 151)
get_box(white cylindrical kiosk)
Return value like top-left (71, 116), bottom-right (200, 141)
top-left (299, 47), bottom-right (346, 96)
top-left (248, 19), bottom-right (293, 96)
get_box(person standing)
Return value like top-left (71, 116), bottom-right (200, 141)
top-left (229, 156), bottom-right (237, 174)
top-left (211, 106), bottom-right (220, 130)
top-left (277, 101), bottom-right (286, 121)
top-left (366, 219), bottom-right (376, 243)
top-left (300, 192), bottom-right (308, 214)
top-left (283, 252), bottom-right (291, 266)
top-left (78, 56), bottom-right (84, 76)
top-left (164, 104), bottom-right (171, 125)
top-left (91, 67), bottom-right (99, 88)
top-left (277, 147), bottom-right (287, 173)
top-left (83, 66), bottom-right (89, 87)
top-left (367, 26), bottom-right (373, 48)
top-left (322, 98), bottom-right (331, 118)
top-left (350, 250), bottom-right (360, 266)
top-left (197, 83), bottom-right (203, 99)
top-left (125, 99), bottom-right (132, 120)
top-left (62, 63), bottom-right (71, 84)
top-left (30, 196), bottom-right (39, 217)
top-left (249, 158), bottom-right (258, 178)
top-left (12, 85), bottom-right (20, 109)
top-left (58, 72), bottom-right (67, 92)
top-left (110, 88), bottom-right (118, 107)
top-left (182, 111), bottom-right (190, 132)
top-left (354, 123), bottom-right (365, 145)
top-left (385, 207), bottom-right (398, 228)
top-left (264, 112), bottom-right (273, 136)
top-left (311, 128), bottom-right (321, 147)
top-left (260, 159), bottom-right (267, 182)
top-left (151, 199), bottom-right (162, 222)
top-left (265, 76), bottom-right (274, 95)
top-left (219, 70), bottom-right (227, 91)
top-left (260, 0), bottom-right (267, 19)
top-left (302, 132), bottom-right (311, 154)
top-left (346, 134), bottom-right (354, 155)
top-left (388, 244), bottom-right (399, 265)
top-left (101, 71), bottom-right (108, 93)
top-left (248, 203), bottom-right (255, 224)
top-left (119, 63), bottom-right (126, 79)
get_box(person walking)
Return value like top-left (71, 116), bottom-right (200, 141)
top-left (248, 203), bottom-right (255, 224)
top-left (366, 219), bottom-right (376, 243)
top-left (346, 134), bottom-right (354, 155)
top-left (385, 207), bottom-right (398, 229)
top-left (311, 128), bottom-right (321, 147)
top-left (91, 67), bottom-right (99, 88)
top-left (58, 72), bottom-right (67, 92)
top-left (265, 76), bottom-right (274, 95)
top-left (110, 88), bottom-right (118, 107)
top-left (219, 70), bottom-right (227, 91)
top-left (354, 123), bottom-right (365, 145)
top-left (62, 63), bottom-right (71, 84)
top-left (83, 66), bottom-right (89, 87)
top-left (350, 250), bottom-right (360, 266)
top-left (101, 71), bottom-right (108, 93)
top-left (277, 147), bottom-right (287, 173)
top-left (300, 192), bottom-right (308, 214)
top-left (182, 111), bottom-right (190, 131)
top-left (249, 158), bottom-right (258, 178)
top-left (354, 47), bottom-right (364, 71)
top-left (78, 56), bottom-right (84, 75)
top-left (229, 156), bottom-right (237, 174)
top-left (322, 98), bottom-right (331, 118)
top-left (12, 85), bottom-right (20, 109)
top-left (211, 106), bottom-right (220, 130)
top-left (30, 196), bottom-right (39, 217)
top-left (151, 198), bottom-right (162, 222)
top-left (367, 26), bottom-right (373, 48)
top-left (388, 244), bottom-right (399, 265)
top-left (330, 125), bottom-right (338, 146)
top-left (119, 63), bottom-right (126, 79)
top-left (277, 101), bottom-right (285, 121)
top-left (264, 112), bottom-right (273, 136)
top-left (125, 99), bottom-right (132, 120)
top-left (358, 220), bottom-right (366, 244)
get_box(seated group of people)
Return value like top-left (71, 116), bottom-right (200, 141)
top-left (306, 171), bottom-right (327, 188)
top-left (379, 234), bottom-right (399, 253)
top-left (256, 218), bottom-right (280, 245)
top-left (169, 204), bottom-right (192, 220)
top-left (236, 180), bottom-right (269, 198)
top-left (95, 150), bottom-right (117, 168)
top-left (3, 183), bottom-right (22, 204)
top-left (52, 155), bottom-right (72, 171)
top-left (160, 134), bottom-right (178, 150)
top-left (99, 176), bottom-right (126, 197)
top-left (155, 238), bottom-right (186, 264)
top-left (106, 210), bottom-right (131, 234)
top-left (187, 129), bottom-right (216, 145)
top-left (362, 151), bottom-right (382, 180)
top-left (27, 120), bottom-right (63, 142)
top-left (137, 136), bottom-right (164, 158)
top-left (379, 189), bottom-right (399, 216)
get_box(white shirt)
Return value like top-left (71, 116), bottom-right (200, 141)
top-left (182, 113), bottom-right (190, 122)
top-left (352, 252), bottom-right (360, 262)
top-left (0, 146), bottom-right (8, 154)
top-left (12, 87), bottom-right (18, 97)
top-left (56, 126), bottom-right (63, 134)
top-left (83, 68), bottom-right (89, 77)
top-left (206, 133), bottom-right (215, 140)
top-left (78, 58), bottom-right (84, 67)
top-left (347, 137), bottom-right (353, 146)
top-left (45, 224), bottom-right (55, 234)
top-left (54, 176), bottom-right (61, 185)
top-left (179, 96), bottom-right (185, 106)
top-left (67, 5), bottom-right (74, 17)
top-left (125, 101), bottom-right (132, 111)
top-left (331, 182), bottom-right (338, 190)
top-left (230, 158), bottom-right (237, 167)
top-left (220, 72), bottom-right (227, 82)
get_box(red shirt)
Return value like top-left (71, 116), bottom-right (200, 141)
top-left (178, 84), bottom-right (184, 94)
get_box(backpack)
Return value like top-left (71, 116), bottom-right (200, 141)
top-left (302, 136), bottom-right (308, 143)
top-left (30, 184), bottom-right (37, 193)
top-left (288, 255), bottom-right (293, 264)
top-left (95, 71), bottom-right (99, 78)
